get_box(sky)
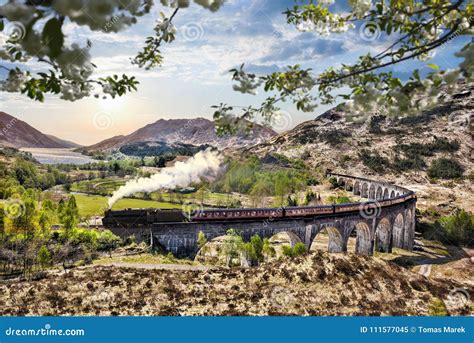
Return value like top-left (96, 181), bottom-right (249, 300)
top-left (0, 0), bottom-right (470, 145)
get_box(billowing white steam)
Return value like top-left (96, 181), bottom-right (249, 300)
top-left (108, 149), bottom-right (222, 208)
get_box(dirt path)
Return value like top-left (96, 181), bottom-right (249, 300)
top-left (100, 262), bottom-right (215, 271)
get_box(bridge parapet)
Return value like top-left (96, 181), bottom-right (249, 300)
top-left (107, 173), bottom-right (417, 260)
top-left (327, 172), bottom-right (414, 200)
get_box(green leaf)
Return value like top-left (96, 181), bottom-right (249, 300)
top-left (427, 63), bottom-right (440, 70)
top-left (42, 18), bottom-right (64, 59)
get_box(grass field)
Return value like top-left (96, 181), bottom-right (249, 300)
top-left (70, 178), bottom-right (126, 195)
top-left (70, 177), bottom-right (232, 203)
top-left (74, 194), bottom-right (180, 218)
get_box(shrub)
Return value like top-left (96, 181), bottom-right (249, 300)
top-left (262, 238), bottom-right (276, 258)
top-left (392, 155), bottom-right (426, 171)
top-left (328, 177), bottom-right (339, 189)
top-left (250, 235), bottom-right (264, 262)
top-left (97, 230), bottom-right (121, 255)
top-left (327, 196), bottom-right (353, 204)
top-left (320, 129), bottom-right (351, 146)
top-left (428, 298), bottom-right (448, 316)
top-left (359, 149), bottom-right (389, 173)
top-left (368, 115), bottom-right (385, 134)
top-left (197, 231), bottom-right (207, 249)
top-left (282, 243), bottom-right (307, 257)
top-left (435, 209), bottom-right (474, 246)
top-left (37, 245), bottom-right (51, 269)
top-left (293, 243), bottom-right (307, 256)
top-left (427, 158), bottom-right (464, 179)
top-left (282, 245), bottom-right (294, 257)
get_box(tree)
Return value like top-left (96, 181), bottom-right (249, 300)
top-left (437, 209), bottom-right (474, 246)
top-left (0, 1), bottom-right (222, 101)
top-left (215, 1), bottom-right (473, 132)
top-left (197, 231), bottom-right (207, 250)
top-left (3, 1), bottom-right (469, 131)
top-left (10, 194), bottom-right (36, 238)
top-left (221, 229), bottom-right (243, 267)
top-left (250, 234), bottom-right (264, 262)
top-left (37, 245), bottom-right (51, 269)
top-left (38, 208), bottom-right (54, 237)
top-left (262, 238), bottom-right (276, 259)
top-left (61, 196), bottom-right (80, 232)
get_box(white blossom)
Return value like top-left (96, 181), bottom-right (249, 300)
top-left (0, 70), bottom-right (29, 92)
top-left (349, 0), bottom-right (372, 18)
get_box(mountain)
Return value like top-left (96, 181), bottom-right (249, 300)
top-left (81, 117), bottom-right (277, 153)
top-left (0, 111), bottom-right (80, 149)
top-left (45, 134), bottom-right (82, 149)
top-left (245, 80), bottom-right (473, 213)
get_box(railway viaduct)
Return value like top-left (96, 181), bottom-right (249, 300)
top-left (110, 173), bottom-right (416, 259)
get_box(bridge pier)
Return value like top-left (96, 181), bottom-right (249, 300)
top-left (107, 174), bottom-right (416, 260)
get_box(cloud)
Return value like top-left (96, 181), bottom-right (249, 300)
top-left (260, 34), bottom-right (349, 64)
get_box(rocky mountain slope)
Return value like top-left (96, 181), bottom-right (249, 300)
top-left (0, 251), bottom-right (471, 316)
top-left (246, 80), bottom-right (473, 212)
top-left (81, 118), bottom-right (277, 153)
top-left (0, 112), bottom-right (80, 149)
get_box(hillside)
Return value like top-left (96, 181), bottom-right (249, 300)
top-left (45, 134), bottom-right (82, 148)
top-left (0, 111), bottom-right (80, 149)
top-left (0, 251), bottom-right (471, 316)
top-left (81, 117), bottom-right (277, 153)
top-left (246, 80), bottom-right (474, 213)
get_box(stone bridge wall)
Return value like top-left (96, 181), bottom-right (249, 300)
top-left (110, 174), bottom-right (417, 259)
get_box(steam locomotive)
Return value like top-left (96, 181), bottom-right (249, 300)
top-left (102, 192), bottom-right (416, 228)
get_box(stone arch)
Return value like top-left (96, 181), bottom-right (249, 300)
top-left (194, 234), bottom-right (229, 263)
top-left (390, 190), bottom-right (395, 199)
top-left (375, 218), bottom-right (391, 252)
top-left (361, 183), bottom-right (369, 198)
top-left (345, 180), bottom-right (354, 191)
top-left (392, 213), bottom-right (404, 249)
top-left (368, 184), bottom-right (376, 199)
top-left (376, 186), bottom-right (383, 199)
top-left (270, 231), bottom-right (302, 247)
top-left (383, 188), bottom-right (389, 199)
top-left (311, 227), bottom-right (344, 253)
top-left (349, 222), bottom-right (373, 256)
top-left (396, 192), bottom-right (400, 197)
top-left (353, 181), bottom-right (361, 195)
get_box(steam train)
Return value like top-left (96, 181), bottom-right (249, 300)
top-left (102, 192), bottom-right (416, 228)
